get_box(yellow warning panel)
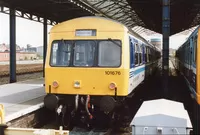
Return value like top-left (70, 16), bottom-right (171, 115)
top-left (0, 104), bottom-right (5, 124)
top-left (4, 128), bottom-right (69, 135)
top-left (0, 104), bottom-right (69, 135)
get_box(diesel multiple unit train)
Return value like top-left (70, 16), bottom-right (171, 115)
top-left (175, 26), bottom-right (200, 105)
top-left (44, 16), bottom-right (161, 127)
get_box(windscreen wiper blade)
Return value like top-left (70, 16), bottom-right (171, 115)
top-left (108, 38), bottom-right (121, 47)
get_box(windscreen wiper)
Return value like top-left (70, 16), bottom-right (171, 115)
top-left (108, 38), bottom-right (121, 47)
top-left (61, 39), bottom-right (66, 46)
top-left (61, 39), bottom-right (71, 53)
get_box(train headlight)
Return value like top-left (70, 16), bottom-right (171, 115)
top-left (74, 80), bottom-right (81, 88)
top-left (109, 82), bottom-right (116, 90)
top-left (52, 81), bottom-right (59, 88)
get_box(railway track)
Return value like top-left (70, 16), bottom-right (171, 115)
top-left (41, 100), bottom-right (133, 135)
top-left (69, 127), bottom-right (110, 135)
top-left (0, 70), bottom-right (43, 77)
top-left (68, 107), bottom-right (132, 135)
top-left (62, 116), bottom-right (132, 135)
top-left (0, 64), bottom-right (43, 85)
top-left (0, 64), bottom-right (43, 77)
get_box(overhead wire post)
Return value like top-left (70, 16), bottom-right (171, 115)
top-left (162, 0), bottom-right (170, 98)
top-left (43, 18), bottom-right (47, 77)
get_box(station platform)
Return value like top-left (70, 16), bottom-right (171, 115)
top-left (0, 78), bottom-right (45, 123)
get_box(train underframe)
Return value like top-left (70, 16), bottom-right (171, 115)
top-left (44, 94), bottom-right (126, 128)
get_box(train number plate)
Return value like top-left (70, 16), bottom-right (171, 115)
top-left (105, 71), bottom-right (121, 75)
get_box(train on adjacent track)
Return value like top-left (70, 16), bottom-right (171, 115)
top-left (44, 16), bottom-right (161, 127)
top-left (175, 26), bottom-right (200, 105)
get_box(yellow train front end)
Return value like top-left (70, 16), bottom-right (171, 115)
top-left (44, 17), bottom-right (130, 126)
top-left (196, 28), bottom-right (200, 105)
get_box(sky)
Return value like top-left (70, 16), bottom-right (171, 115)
top-left (142, 32), bottom-right (189, 50)
top-left (169, 35), bottom-right (188, 49)
top-left (0, 13), bottom-right (52, 47)
top-left (0, 13), bottom-right (189, 49)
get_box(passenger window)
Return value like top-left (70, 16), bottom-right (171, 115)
top-left (135, 44), bottom-right (139, 65)
top-left (185, 46), bottom-right (187, 63)
top-left (149, 48), bottom-right (151, 62)
top-left (151, 49), bottom-right (153, 61)
top-left (144, 46), bottom-right (147, 63)
top-left (139, 45), bottom-right (142, 65)
top-left (153, 50), bottom-right (155, 61)
top-left (130, 41), bottom-right (134, 68)
top-left (146, 47), bottom-right (149, 62)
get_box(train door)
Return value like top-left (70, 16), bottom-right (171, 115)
top-left (128, 36), bottom-right (135, 93)
top-left (139, 44), bottom-right (145, 82)
top-left (133, 41), bottom-right (141, 88)
top-left (143, 45), bottom-right (147, 78)
top-left (189, 38), bottom-right (192, 83)
top-left (193, 35), bottom-right (197, 94)
top-left (146, 47), bottom-right (150, 77)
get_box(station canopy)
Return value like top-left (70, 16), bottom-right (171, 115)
top-left (0, 0), bottom-right (200, 35)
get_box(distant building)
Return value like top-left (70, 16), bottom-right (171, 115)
top-left (25, 45), bottom-right (43, 57)
top-left (0, 43), bottom-right (21, 52)
top-left (0, 52), bottom-right (38, 61)
top-left (0, 43), bottom-right (43, 60)
top-left (24, 44), bottom-right (37, 52)
top-left (150, 38), bottom-right (161, 50)
top-left (26, 47), bottom-right (37, 52)
top-left (0, 43), bottom-right (9, 52)
top-left (36, 46), bottom-right (43, 57)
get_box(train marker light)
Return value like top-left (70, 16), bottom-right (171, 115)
top-left (52, 81), bottom-right (59, 88)
top-left (109, 82), bottom-right (116, 90)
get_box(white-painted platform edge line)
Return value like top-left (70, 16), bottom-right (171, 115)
top-left (5, 102), bottom-right (44, 123)
top-left (16, 77), bottom-right (44, 84)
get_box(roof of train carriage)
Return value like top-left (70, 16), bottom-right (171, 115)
top-left (177, 26), bottom-right (200, 50)
top-left (50, 16), bottom-right (153, 46)
top-left (1, 0), bottom-right (200, 35)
